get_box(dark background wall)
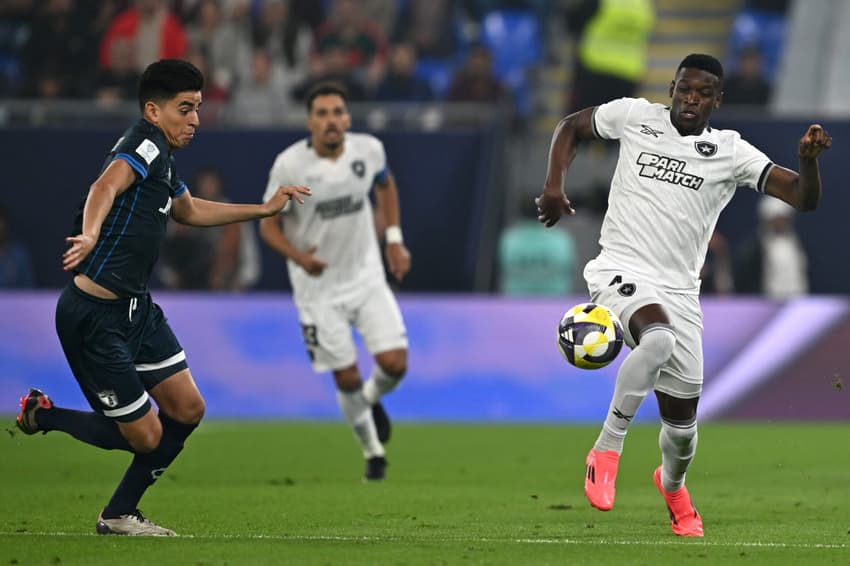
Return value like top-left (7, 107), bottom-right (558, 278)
top-left (2, 126), bottom-right (496, 292)
top-left (2, 116), bottom-right (847, 293)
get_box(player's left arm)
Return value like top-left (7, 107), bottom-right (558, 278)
top-left (374, 171), bottom-right (411, 282)
top-left (170, 185), bottom-right (311, 226)
top-left (763, 124), bottom-right (832, 211)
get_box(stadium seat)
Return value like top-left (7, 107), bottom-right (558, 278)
top-left (480, 9), bottom-right (543, 70)
top-left (415, 57), bottom-right (455, 99)
top-left (727, 9), bottom-right (787, 83)
top-left (479, 10), bottom-right (543, 118)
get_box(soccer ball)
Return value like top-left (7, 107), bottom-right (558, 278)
top-left (557, 303), bottom-right (624, 369)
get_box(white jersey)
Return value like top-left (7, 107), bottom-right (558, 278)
top-left (263, 132), bottom-right (388, 304)
top-left (590, 97), bottom-right (773, 293)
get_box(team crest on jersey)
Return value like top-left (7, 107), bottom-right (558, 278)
top-left (618, 283), bottom-right (636, 297)
top-left (695, 141), bottom-right (718, 157)
top-left (351, 160), bottom-right (366, 178)
top-left (97, 390), bottom-right (119, 408)
top-left (639, 124), bottom-right (664, 138)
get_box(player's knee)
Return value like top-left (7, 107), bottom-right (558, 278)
top-left (128, 427), bottom-right (163, 453)
top-left (377, 350), bottom-right (407, 379)
top-left (175, 396), bottom-right (206, 424)
top-left (334, 366), bottom-right (362, 392)
top-left (638, 326), bottom-right (676, 367)
top-left (660, 419), bottom-right (697, 451)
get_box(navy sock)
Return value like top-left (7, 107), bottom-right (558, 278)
top-left (37, 407), bottom-right (132, 452)
top-left (102, 412), bottom-right (198, 517)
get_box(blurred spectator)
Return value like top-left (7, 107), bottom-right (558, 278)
top-left (283, 0), bottom-right (325, 68)
top-left (226, 47), bottom-right (296, 125)
top-left (700, 230), bottom-right (734, 294)
top-left (311, 0), bottom-right (389, 89)
top-left (292, 46), bottom-right (367, 102)
top-left (18, 0), bottom-right (90, 98)
top-left (0, 0), bottom-right (33, 96)
top-left (392, 0), bottom-right (459, 60)
top-left (445, 42), bottom-right (505, 103)
top-left (185, 0), bottom-right (250, 94)
top-left (184, 47), bottom-right (228, 125)
top-left (94, 37), bottom-right (141, 104)
top-left (497, 194), bottom-right (576, 296)
top-left (373, 43), bottom-right (434, 102)
top-left (734, 197), bottom-right (809, 299)
top-left (722, 44), bottom-right (771, 106)
top-left (0, 204), bottom-right (35, 288)
top-left (158, 168), bottom-right (260, 290)
top-left (99, 0), bottom-right (188, 73)
top-left (360, 0), bottom-right (397, 39)
top-left (252, 0), bottom-right (288, 67)
top-left (567, 0), bottom-right (655, 113)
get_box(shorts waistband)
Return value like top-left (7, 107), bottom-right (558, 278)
top-left (68, 279), bottom-right (141, 306)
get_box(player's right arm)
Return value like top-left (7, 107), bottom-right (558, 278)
top-left (258, 216), bottom-right (327, 276)
top-left (537, 107), bottom-right (596, 227)
top-left (63, 159), bottom-right (135, 271)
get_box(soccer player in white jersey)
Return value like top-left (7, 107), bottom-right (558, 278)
top-left (537, 54), bottom-right (832, 536)
top-left (259, 82), bottom-right (411, 482)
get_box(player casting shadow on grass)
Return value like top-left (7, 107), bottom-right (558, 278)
top-left (537, 53), bottom-right (831, 536)
top-left (259, 82), bottom-right (411, 482)
top-left (14, 59), bottom-right (310, 536)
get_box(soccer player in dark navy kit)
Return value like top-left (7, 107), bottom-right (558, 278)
top-left (14, 59), bottom-right (311, 536)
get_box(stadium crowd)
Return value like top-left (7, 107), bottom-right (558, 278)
top-left (0, 0), bottom-right (557, 123)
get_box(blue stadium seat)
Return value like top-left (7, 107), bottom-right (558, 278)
top-left (479, 10), bottom-right (543, 117)
top-left (480, 9), bottom-right (543, 72)
top-left (415, 58), bottom-right (455, 98)
top-left (727, 9), bottom-right (787, 83)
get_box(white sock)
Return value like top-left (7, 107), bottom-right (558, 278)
top-left (336, 389), bottom-right (384, 458)
top-left (594, 326), bottom-right (676, 453)
top-left (362, 366), bottom-right (401, 405)
top-left (658, 420), bottom-right (698, 492)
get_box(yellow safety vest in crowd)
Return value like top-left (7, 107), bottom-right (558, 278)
top-left (578, 0), bottom-right (655, 81)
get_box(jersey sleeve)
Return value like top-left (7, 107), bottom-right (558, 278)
top-left (591, 97), bottom-right (640, 140)
top-left (263, 152), bottom-right (295, 214)
top-left (368, 135), bottom-right (389, 184)
top-left (113, 135), bottom-right (163, 181)
top-left (169, 157), bottom-right (187, 198)
top-left (733, 135), bottom-right (773, 192)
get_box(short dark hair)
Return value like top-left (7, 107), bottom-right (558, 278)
top-left (305, 81), bottom-right (349, 112)
top-left (138, 59), bottom-right (204, 111)
top-left (677, 53), bottom-right (724, 81)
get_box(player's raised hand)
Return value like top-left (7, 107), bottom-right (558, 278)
top-left (385, 243), bottom-right (411, 282)
top-left (799, 124), bottom-right (832, 158)
top-left (263, 185), bottom-right (312, 215)
top-left (297, 245), bottom-right (328, 276)
top-left (535, 192), bottom-right (575, 227)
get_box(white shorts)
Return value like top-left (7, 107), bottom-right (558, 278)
top-left (296, 281), bottom-right (408, 372)
top-left (584, 261), bottom-right (704, 399)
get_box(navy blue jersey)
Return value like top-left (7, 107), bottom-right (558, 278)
top-left (72, 119), bottom-right (187, 296)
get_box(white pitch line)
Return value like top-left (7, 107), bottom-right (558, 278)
top-left (0, 531), bottom-right (847, 549)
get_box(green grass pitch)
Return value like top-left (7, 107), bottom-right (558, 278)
top-left (1, 421), bottom-right (848, 565)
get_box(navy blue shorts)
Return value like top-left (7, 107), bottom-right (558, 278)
top-left (55, 281), bottom-right (189, 422)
